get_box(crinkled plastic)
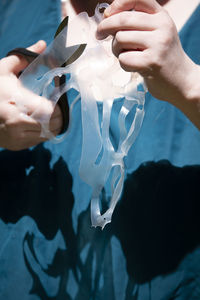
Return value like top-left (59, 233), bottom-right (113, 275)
top-left (19, 3), bottom-right (146, 229)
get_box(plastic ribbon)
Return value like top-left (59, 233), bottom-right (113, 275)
top-left (19, 3), bottom-right (146, 229)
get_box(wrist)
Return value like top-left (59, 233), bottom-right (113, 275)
top-left (177, 61), bottom-right (200, 129)
top-left (185, 64), bottom-right (200, 104)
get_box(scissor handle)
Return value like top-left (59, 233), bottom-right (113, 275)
top-left (7, 47), bottom-right (69, 135)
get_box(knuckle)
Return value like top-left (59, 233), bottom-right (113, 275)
top-left (159, 11), bottom-right (176, 35)
top-left (154, 31), bottom-right (176, 62)
top-left (148, 53), bottom-right (162, 70)
top-left (132, 51), bottom-right (160, 75)
top-left (159, 30), bottom-right (174, 49)
top-left (118, 13), bottom-right (128, 27)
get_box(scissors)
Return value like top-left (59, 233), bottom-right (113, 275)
top-left (7, 16), bottom-right (86, 134)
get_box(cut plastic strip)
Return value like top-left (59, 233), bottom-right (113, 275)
top-left (18, 3), bottom-right (146, 229)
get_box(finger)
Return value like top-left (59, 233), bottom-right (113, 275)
top-left (0, 40), bottom-right (46, 76)
top-left (112, 30), bottom-right (152, 57)
top-left (104, 0), bottom-right (161, 17)
top-left (0, 134), bottom-right (48, 151)
top-left (25, 101), bottom-right (62, 135)
top-left (97, 10), bottom-right (156, 39)
top-left (49, 105), bottom-right (63, 134)
top-left (17, 86), bottom-right (54, 119)
top-left (0, 116), bottom-right (47, 151)
top-left (2, 89), bottom-right (55, 131)
top-left (16, 114), bottom-right (42, 131)
top-left (13, 133), bottom-right (48, 150)
top-left (51, 104), bottom-right (63, 119)
top-left (0, 102), bottom-right (42, 131)
top-left (26, 40), bottom-right (46, 53)
top-left (118, 50), bottom-right (151, 74)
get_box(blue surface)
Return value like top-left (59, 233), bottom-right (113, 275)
top-left (0, 1), bottom-right (200, 299)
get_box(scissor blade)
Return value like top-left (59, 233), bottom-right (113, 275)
top-left (64, 43), bottom-right (86, 66)
top-left (54, 16), bottom-right (69, 38)
top-left (55, 16), bottom-right (87, 66)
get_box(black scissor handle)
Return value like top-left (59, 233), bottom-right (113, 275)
top-left (7, 47), bottom-right (69, 134)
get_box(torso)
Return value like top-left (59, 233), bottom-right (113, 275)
top-left (163, 0), bottom-right (199, 31)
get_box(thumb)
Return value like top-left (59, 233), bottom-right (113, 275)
top-left (26, 39), bottom-right (46, 53)
top-left (104, 0), bottom-right (161, 17)
top-left (0, 40), bottom-right (46, 76)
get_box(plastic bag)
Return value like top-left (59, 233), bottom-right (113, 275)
top-left (19, 3), bottom-right (146, 229)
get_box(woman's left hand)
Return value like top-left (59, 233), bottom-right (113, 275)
top-left (96, 0), bottom-right (200, 105)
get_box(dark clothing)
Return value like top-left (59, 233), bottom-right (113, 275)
top-left (0, 1), bottom-right (200, 299)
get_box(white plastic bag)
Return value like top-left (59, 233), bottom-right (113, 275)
top-left (19, 3), bottom-right (146, 229)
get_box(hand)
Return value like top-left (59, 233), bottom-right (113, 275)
top-left (97, 0), bottom-right (200, 129)
top-left (0, 41), bottom-right (63, 151)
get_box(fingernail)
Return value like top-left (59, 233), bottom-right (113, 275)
top-left (33, 40), bottom-right (42, 50)
top-left (104, 5), bottom-right (111, 17)
top-left (34, 40), bottom-right (46, 49)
